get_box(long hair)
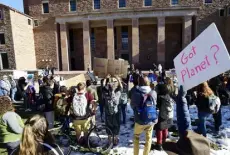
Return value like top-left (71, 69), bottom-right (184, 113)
top-left (19, 115), bottom-right (54, 155)
top-left (0, 96), bottom-right (14, 116)
top-left (197, 82), bottom-right (214, 97)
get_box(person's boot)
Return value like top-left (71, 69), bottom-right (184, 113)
top-left (155, 144), bottom-right (163, 151)
top-left (113, 136), bottom-right (119, 146)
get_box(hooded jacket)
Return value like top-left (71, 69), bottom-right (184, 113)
top-left (131, 86), bottom-right (157, 125)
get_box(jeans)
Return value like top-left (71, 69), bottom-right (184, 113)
top-left (5, 141), bottom-right (20, 155)
top-left (44, 111), bottom-right (54, 129)
top-left (198, 112), bottom-right (211, 137)
top-left (213, 107), bottom-right (222, 132)
top-left (99, 103), bottom-right (104, 120)
top-left (120, 104), bottom-right (127, 124)
top-left (134, 123), bottom-right (155, 155)
top-left (10, 88), bottom-right (17, 101)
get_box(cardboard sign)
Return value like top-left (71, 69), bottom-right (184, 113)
top-left (94, 58), bottom-right (108, 78)
top-left (107, 59), bottom-right (123, 76)
top-left (94, 57), bottom-right (129, 78)
top-left (174, 23), bottom-right (230, 90)
top-left (61, 74), bottom-right (86, 88)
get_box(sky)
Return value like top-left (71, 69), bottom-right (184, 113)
top-left (0, 0), bottom-right (24, 12)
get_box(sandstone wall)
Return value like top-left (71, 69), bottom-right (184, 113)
top-left (10, 10), bottom-right (36, 70)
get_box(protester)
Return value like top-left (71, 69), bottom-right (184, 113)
top-left (155, 84), bottom-right (174, 151)
top-left (53, 76), bottom-right (61, 95)
top-left (54, 86), bottom-right (68, 115)
top-left (86, 80), bottom-right (98, 102)
top-left (131, 75), bottom-right (157, 155)
top-left (0, 75), bottom-right (11, 96)
top-left (71, 82), bottom-right (94, 145)
top-left (119, 83), bottom-right (128, 124)
top-left (38, 75), bottom-right (43, 86)
top-left (148, 70), bottom-right (157, 83)
top-left (39, 76), bottom-right (54, 129)
top-left (0, 96), bottom-right (24, 154)
top-left (86, 80), bottom-right (98, 125)
top-left (209, 76), bottom-right (223, 134)
top-left (11, 114), bottom-right (63, 155)
top-left (103, 75), bottom-right (122, 145)
top-left (97, 79), bottom-right (105, 122)
top-left (195, 82), bottom-right (214, 137)
top-left (165, 77), bottom-right (176, 99)
top-left (25, 75), bottom-right (36, 112)
top-left (9, 75), bottom-right (17, 102)
top-left (158, 64), bottom-right (162, 74)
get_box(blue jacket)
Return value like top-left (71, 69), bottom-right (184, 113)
top-left (176, 86), bottom-right (192, 136)
top-left (131, 86), bottom-right (157, 125)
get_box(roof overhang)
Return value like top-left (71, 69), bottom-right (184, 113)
top-left (56, 6), bottom-right (200, 24)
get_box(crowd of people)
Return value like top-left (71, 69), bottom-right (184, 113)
top-left (0, 65), bottom-right (229, 155)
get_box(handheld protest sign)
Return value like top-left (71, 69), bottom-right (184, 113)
top-left (174, 23), bottom-right (230, 91)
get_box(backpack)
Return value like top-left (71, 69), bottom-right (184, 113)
top-left (72, 93), bottom-right (88, 118)
top-left (208, 94), bottom-right (221, 114)
top-left (160, 95), bottom-right (175, 120)
top-left (55, 98), bottom-right (67, 115)
top-left (137, 92), bottom-right (158, 124)
top-left (120, 92), bottom-right (128, 105)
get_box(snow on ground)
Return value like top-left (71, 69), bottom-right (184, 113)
top-left (68, 104), bottom-right (230, 155)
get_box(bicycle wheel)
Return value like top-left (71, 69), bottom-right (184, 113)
top-left (87, 125), bottom-right (114, 154)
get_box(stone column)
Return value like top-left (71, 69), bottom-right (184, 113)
top-left (157, 17), bottom-right (165, 66)
top-left (107, 19), bottom-right (115, 59)
top-left (132, 18), bottom-right (139, 65)
top-left (55, 23), bottom-right (60, 70)
top-left (60, 23), bottom-right (69, 71)
top-left (83, 20), bottom-right (91, 70)
top-left (183, 16), bottom-right (192, 48)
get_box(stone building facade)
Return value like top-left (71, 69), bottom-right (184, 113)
top-left (0, 4), bottom-right (36, 70)
top-left (23, 0), bottom-right (230, 70)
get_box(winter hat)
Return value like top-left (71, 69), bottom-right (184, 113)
top-left (176, 130), bottom-right (210, 155)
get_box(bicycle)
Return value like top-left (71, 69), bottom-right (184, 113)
top-left (49, 116), bottom-right (114, 155)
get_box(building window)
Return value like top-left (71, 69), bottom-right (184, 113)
top-left (0, 53), bottom-right (9, 69)
top-left (42, 1), bottom-right (49, 13)
top-left (204, 0), bottom-right (212, 4)
top-left (171, 0), bottom-right (178, 5)
top-left (91, 29), bottom-right (95, 51)
top-left (70, 0), bottom-right (77, 12)
top-left (0, 10), bottom-right (3, 20)
top-left (0, 33), bottom-right (5, 45)
top-left (219, 9), bottom-right (225, 17)
top-left (121, 26), bottom-right (128, 50)
top-left (119, 0), bottom-right (126, 8)
top-left (144, 0), bottom-right (152, 6)
top-left (28, 19), bottom-right (31, 25)
top-left (34, 20), bottom-right (39, 27)
top-left (94, 0), bottom-right (100, 9)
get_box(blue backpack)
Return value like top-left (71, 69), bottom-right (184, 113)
top-left (138, 92), bottom-right (158, 124)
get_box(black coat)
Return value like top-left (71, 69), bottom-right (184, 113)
top-left (156, 94), bottom-right (173, 130)
top-left (39, 85), bottom-right (54, 112)
top-left (195, 94), bottom-right (210, 113)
